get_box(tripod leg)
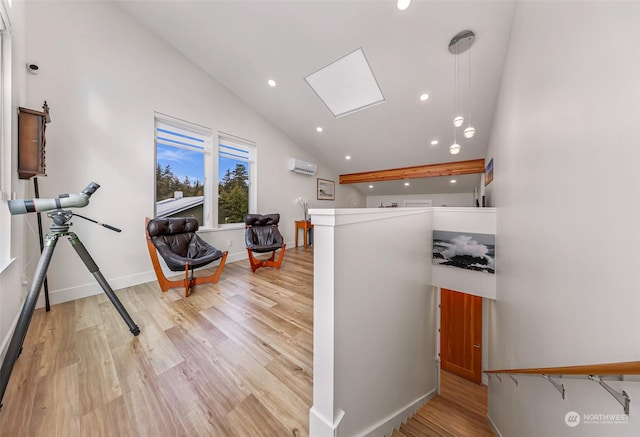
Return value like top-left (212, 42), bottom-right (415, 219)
top-left (0, 234), bottom-right (59, 410)
top-left (67, 233), bottom-right (140, 336)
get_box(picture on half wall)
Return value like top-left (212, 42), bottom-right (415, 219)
top-left (433, 230), bottom-right (495, 274)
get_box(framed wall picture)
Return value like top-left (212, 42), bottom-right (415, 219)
top-left (433, 230), bottom-right (495, 274)
top-left (317, 178), bottom-right (335, 200)
top-left (484, 158), bottom-right (494, 186)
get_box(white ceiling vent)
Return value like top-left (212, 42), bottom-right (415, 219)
top-left (289, 158), bottom-right (317, 176)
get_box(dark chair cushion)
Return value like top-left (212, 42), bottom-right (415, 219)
top-left (244, 213), bottom-right (280, 227)
top-left (147, 217), bottom-right (224, 271)
top-left (244, 213), bottom-right (284, 253)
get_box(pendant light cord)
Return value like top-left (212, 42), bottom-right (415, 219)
top-left (468, 44), bottom-right (472, 126)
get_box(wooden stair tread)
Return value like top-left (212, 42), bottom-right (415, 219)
top-left (394, 371), bottom-right (494, 437)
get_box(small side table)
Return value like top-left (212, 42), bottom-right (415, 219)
top-left (295, 220), bottom-right (314, 248)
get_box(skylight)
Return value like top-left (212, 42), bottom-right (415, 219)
top-left (305, 48), bottom-right (385, 118)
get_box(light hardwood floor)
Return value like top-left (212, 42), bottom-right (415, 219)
top-left (393, 371), bottom-right (494, 436)
top-left (1, 246), bottom-right (492, 437)
top-left (0, 247), bottom-right (313, 437)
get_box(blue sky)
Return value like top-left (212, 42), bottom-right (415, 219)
top-left (157, 143), bottom-right (246, 184)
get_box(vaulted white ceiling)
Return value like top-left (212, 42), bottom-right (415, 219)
top-left (117, 0), bottom-right (516, 196)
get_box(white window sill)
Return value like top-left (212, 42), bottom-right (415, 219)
top-left (199, 223), bottom-right (245, 233)
top-left (0, 257), bottom-right (16, 276)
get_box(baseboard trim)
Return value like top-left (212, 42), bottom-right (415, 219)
top-left (35, 270), bottom-right (158, 308)
top-left (486, 413), bottom-right (503, 437)
top-left (357, 388), bottom-right (437, 437)
top-left (34, 250), bottom-right (250, 308)
top-left (309, 407), bottom-right (345, 437)
top-left (0, 309), bottom-right (22, 364)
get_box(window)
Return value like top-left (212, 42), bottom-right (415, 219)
top-left (218, 132), bottom-right (256, 225)
top-left (0, 13), bottom-right (12, 266)
top-left (155, 115), bottom-right (212, 226)
top-left (154, 116), bottom-right (257, 229)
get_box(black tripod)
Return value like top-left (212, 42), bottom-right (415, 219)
top-left (0, 210), bottom-right (140, 410)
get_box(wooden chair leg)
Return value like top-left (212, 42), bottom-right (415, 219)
top-left (189, 251), bottom-right (229, 288)
top-left (184, 263), bottom-right (190, 297)
top-left (273, 244), bottom-right (286, 269)
top-left (246, 244), bottom-right (286, 272)
top-left (146, 218), bottom-right (228, 296)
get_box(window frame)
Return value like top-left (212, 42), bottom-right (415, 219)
top-left (0, 9), bottom-right (13, 268)
top-left (154, 113), bottom-right (213, 227)
top-left (153, 116), bottom-right (257, 230)
top-left (217, 132), bottom-right (257, 228)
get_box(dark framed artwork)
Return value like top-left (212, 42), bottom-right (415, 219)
top-left (433, 230), bottom-right (495, 274)
top-left (317, 178), bottom-right (335, 200)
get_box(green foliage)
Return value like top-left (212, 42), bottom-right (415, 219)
top-left (218, 163), bottom-right (249, 224)
top-left (156, 161), bottom-right (248, 224)
top-left (155, 163), bottom-right (203, 201)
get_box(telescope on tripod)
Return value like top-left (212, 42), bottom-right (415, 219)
top-left (0, 182), bottom-right (140, 411)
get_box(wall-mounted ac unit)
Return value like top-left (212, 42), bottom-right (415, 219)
top-left (288, 158), bottom-right (317, 176)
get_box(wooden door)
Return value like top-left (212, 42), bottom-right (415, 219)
top-left (440, 288), bottom-right (482, 384)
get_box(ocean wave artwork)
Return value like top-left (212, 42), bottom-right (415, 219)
top-left (433, 230), bottom-right (495, 274)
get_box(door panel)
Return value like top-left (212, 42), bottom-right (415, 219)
top-left (441, 288), bottom-right (482, 384)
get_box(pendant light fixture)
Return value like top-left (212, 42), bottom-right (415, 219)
top-left (448, 30), bottom-right (476, 152)
top-left (449, 58), bottom-right (460, 155)
top-left (452, 43), bottom-right (464, 128)
top-left (450, 38), bottom-right (461, 154)
top-left (463, 39), bottom-right (476, 139)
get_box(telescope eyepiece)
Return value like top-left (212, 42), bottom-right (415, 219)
top-left (82, 182), bottom-right (100, 197)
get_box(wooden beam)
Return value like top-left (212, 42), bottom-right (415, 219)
top-left (339, 159), bottom-right (485, 184)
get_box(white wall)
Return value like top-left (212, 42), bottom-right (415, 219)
top-left (15, 0), bottom-right (363, 308)
top-left (486, 2), bottom-right (640, 436)
top-left (310, 208), bottom-right (436, 437)
top-left (366, 192), bottom-right (473, 208)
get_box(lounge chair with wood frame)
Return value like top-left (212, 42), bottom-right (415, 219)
top-left (244, 213), bottom-right (286, 272)
top-left (145, 217), bottom-right (228, 297)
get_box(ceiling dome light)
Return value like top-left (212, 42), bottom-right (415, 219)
top-left (430, 139), bottom-right (439, 145)
top-left (419, 93), bottom-right (429, 101)
top-left (449, 143), bottom-right (461, 154)
top-left (397, 0), bottom-right (411, 11)
top-left (404, 182), bottom-right (410, 186)
top-left (463, 126), bottom-right (476, 139)
top-left (453, 116), bottom-right (464, 127)
top-left (369, 185), bottom-right (374, 189)
top-left (267, 79), bottom-right (276, 87)
top-left (345, 155), bottom-right (351, 160)
top-left (316, 126), bottom-right (323, 132)
top-left (450, 179), bottom-right (457, 184)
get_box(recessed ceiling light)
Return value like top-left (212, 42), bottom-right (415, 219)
top-left (316, 126), bottom-right (323, 132)
top-left (419, 93), bottom-right (429, 101)
top-left (345, 155), bottom-right (351, 160)
top-left (397, 0), bottom-right (411, 11)
top-left (450, 179), bottom-right (457, 184)
top-left (404, 182), bottom-right (410, 186)
top-left (267, 79), bottom-right (276, 87)
top-left (369, 185), bottom-right (374, 189)
top-left (430, 139), bottom-right (439, 145)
